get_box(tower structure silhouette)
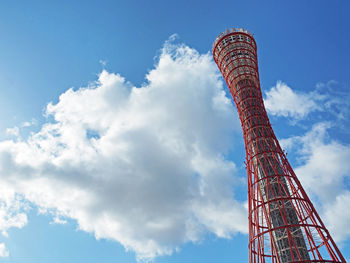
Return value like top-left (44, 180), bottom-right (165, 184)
top-left (212, 28), bottom-right (346, 263)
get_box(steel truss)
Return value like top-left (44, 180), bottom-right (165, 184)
top-left (212, 28), bottom-right (346, 263)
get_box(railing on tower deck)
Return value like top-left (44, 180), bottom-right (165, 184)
top-left (212, 28), bottom-right (254, 53)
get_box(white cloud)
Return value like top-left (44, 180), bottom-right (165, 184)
top-left (21, 119), bottom-right (37, 128)
top-left (265, 79), bottom-right (350, 245)
top-left (323, 191), bottom-right (350, 242)
top-left (316, 80), bottom-right (350, 127)
top-left (0, 184), bottom-right (28, 237)
top-left (282, 123), bottom-right (350, 201)
top-left (0, 40), bottom-right (246, 260)
top-left (49, 214), bottom-right (68, 225)
top-left (6, 126), bottom-right (19, 137)
top-left (280, 122), bottom-right (350, 242)
top-left (0, 243), bottom-right (9, 258)
top-left (264, 81), bottom-right (322, 119)
top-left (264, 80), bottom-right (350, 126)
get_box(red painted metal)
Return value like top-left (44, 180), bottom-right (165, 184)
top-left (212, 28), bottom-right (346, 263)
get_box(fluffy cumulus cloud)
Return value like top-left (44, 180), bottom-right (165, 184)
top-left (0, 184), bottom-right (28, 238)
top-left (264, 80), bottom-right (350, 125)
top-left (264, 81), bottom-right (322, 119)
top-left (0, 40), bottom-right (247, 260)
top-left (0, 243), bottom-right (9, 258)
top-left (266, 79), bottom-right (350, 245)
top-left (280, 123), bottom-right (350, 200)
top-left (323, 191), bottom-right (350, 242)
top-left (280, 122), bottom-right (350, 242)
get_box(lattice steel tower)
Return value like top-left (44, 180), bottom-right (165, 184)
top-left (212, 28), bottom-right (346, 263)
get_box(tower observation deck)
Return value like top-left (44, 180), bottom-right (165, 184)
top-left (212, 28), bottom-right (346, 263)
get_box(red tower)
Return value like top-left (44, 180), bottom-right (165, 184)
top-left (212, 28), bottom-right (346, 263)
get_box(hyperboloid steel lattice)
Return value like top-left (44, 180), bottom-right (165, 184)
top-left (212, 28), bottom-right (346, 263)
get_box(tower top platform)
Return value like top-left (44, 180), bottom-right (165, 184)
top-left (212, 28), bottom-right (254, 53)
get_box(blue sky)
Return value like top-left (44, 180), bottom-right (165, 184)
top-left (0, 1), bottom-right (349, 262)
